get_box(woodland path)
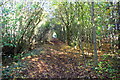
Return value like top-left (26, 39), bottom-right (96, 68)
top-left (3, 38), bottom-right (120, 78)
top-left (17, 38), bottom-right (97, 78)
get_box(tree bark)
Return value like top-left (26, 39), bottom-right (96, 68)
top-left (91, 2), bottom-right (98, 67)
top-left (66, 25), bottom-right (71, 45)
top-left (117, 2), bottom-right (120, 49)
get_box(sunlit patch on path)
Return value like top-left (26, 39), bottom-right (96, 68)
top-left (16, 39), bottom-right (98, 78)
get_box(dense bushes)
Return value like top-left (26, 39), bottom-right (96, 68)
top-left (1, 1), bottom-right (46, 57)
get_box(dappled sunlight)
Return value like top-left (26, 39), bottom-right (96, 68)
top-left (2, 38), bottom-right (120, 78)
top-left (2, 1), bottom-right (120, 79)
top-left (16, 41), bottom-right (98, 78)
top-left (2, 37), bottom-right (120, 78)
top-left (31, 58), bottom-right (39, 61)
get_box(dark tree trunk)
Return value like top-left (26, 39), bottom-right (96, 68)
top-left (66, 26), bottom-right (71, 45)
top-left (117, 2), bottom-right (120, 49)
top-left (91, 2), bottom-right (98, 67)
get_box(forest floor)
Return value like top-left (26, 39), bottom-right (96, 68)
top-left (2, 38), bottom-right (120, 79)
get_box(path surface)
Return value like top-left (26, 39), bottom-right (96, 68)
top-left (2, 38), bottom-right (99, 78)
top-left (2, 38), bottom-right (120, 79)
top-left (16, 38), bottom-right (97, 78)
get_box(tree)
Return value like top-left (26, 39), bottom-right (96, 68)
top-left (1, 1), bottom-right (45, 57)
top-left (91, 2), bottom-right (98, 67)
top-left (53, 2), bottom-right (76, 45)
top-left (117, 2), bottom-right (120, 50)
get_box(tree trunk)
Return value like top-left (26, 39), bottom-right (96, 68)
top-left (66, 25), bottom-right (71, 45)
top-left (117, 2), bottom-right (120, 49)
top-left (91, 2), bottom-right (98, 67)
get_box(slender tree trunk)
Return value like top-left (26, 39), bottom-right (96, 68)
top-left (78, 36), bottom-right (86, 64)
top-left (117, 2), bottom-right (120, 49)
top-left (66, 25), bottom-right (71, 45)
top-left (91, 2), bottom-right (98, 67)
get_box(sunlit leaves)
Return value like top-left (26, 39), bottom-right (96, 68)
top-left (2, 1), bottom-right (120, 79)
top-left (2, 1), bottom-right (45, 58)
top-left (16, 3), bottom-right (23, 10)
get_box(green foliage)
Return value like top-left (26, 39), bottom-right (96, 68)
top-left (1, 1), bottom-right (44, 56)
top-left (2, 1), bottom-right (120, 78)
top-left (95, 54), bottom-right (119, 78)
top-left (2, 61), bottom-right (27, 78)
top-left (96, 60), bottom-right (118, 78)
top-left (2, 48), bottom-right (44, 78)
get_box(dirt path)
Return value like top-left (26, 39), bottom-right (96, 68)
top-left (2, 38), bottom-right (120, 79)
top-left (14, 39), bottom-right (97, 78)
top-left (3, 38), bottom-right (98, 78)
